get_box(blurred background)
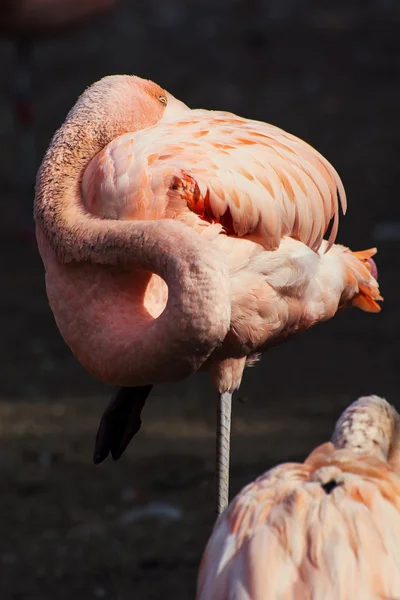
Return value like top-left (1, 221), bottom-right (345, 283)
top-left (0, 0), bottom-right (399, 598)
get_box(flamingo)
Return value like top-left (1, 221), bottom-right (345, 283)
top-left (0, 0), bottom-right (118, 240)
top-left (0, 0), bottom-right (117, 36)
top-left (197, 395), bottom-right (400, 599)
top-left (34, 75), bottom-right (382, 514)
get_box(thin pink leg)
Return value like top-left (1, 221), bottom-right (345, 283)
top-left (216, 391), bottom-right (232, 515)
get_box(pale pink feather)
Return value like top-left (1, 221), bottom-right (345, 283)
top-left (81, 113), bottom-right (380, 381)
top-left (36, 74), bottom-right (381, 391)
top-left (82, 108), bottom-right (346, 253)
top-left (197, 396), bottom-right (400, 600)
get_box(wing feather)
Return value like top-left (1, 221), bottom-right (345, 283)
top-left (83, 109), bottom-right (347, 253)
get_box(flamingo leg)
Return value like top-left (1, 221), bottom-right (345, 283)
top-left (216, 391), bottom-right (232, 515)
top-left (93, 385), bottom-right (152, 464)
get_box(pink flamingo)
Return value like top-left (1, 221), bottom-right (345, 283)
top-left (197, 395), bottom-right (400, 599)
top-left (34, 75), bottom-right (382, 514)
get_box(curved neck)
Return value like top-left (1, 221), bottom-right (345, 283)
top-left (34, 75), bottom-right (231, 383)
top-left (331, 396), bottom-right (400, 466)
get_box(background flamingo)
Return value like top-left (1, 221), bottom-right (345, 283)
top-left (0, 0), bottom-right (119, 239)
top-left (197, 395), bottom-right (400, 599)
top-left (34, 74), bottom-right (382, 514)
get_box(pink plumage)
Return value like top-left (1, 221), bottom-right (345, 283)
top-left (34, 75), bottom-right (382, 513)
top-left (198, 396), bottom-right (400, 600)
top-left (82, 109), bottom-right (346, 253)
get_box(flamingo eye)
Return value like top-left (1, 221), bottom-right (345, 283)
top-left (158, 95), bottom-right (168, 105)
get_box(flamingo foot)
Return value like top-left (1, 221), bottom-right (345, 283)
top-left (93, 385), bottom-right (153, 464)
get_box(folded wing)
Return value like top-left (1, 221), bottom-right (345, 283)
top-left (82, 110), bottom-right (347, 253)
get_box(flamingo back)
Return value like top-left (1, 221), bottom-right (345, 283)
top-left (197, 443), bottom-right (400, 600)
top-left (82, 109), bottom-right (347, 254)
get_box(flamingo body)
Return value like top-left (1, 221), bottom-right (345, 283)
top-left (44, 79), bottom-right (382, 389)
top-left (197, 396), bottom-right (400, 599)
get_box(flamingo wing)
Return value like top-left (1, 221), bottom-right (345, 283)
top-left (82, 109), bottom-right (347, 253)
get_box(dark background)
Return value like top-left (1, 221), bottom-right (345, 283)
top-left (0, 1), bottom-right (399, 598)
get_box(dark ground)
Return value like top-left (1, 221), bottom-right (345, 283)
top-left (0, 1), bottom-right (400, 598)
